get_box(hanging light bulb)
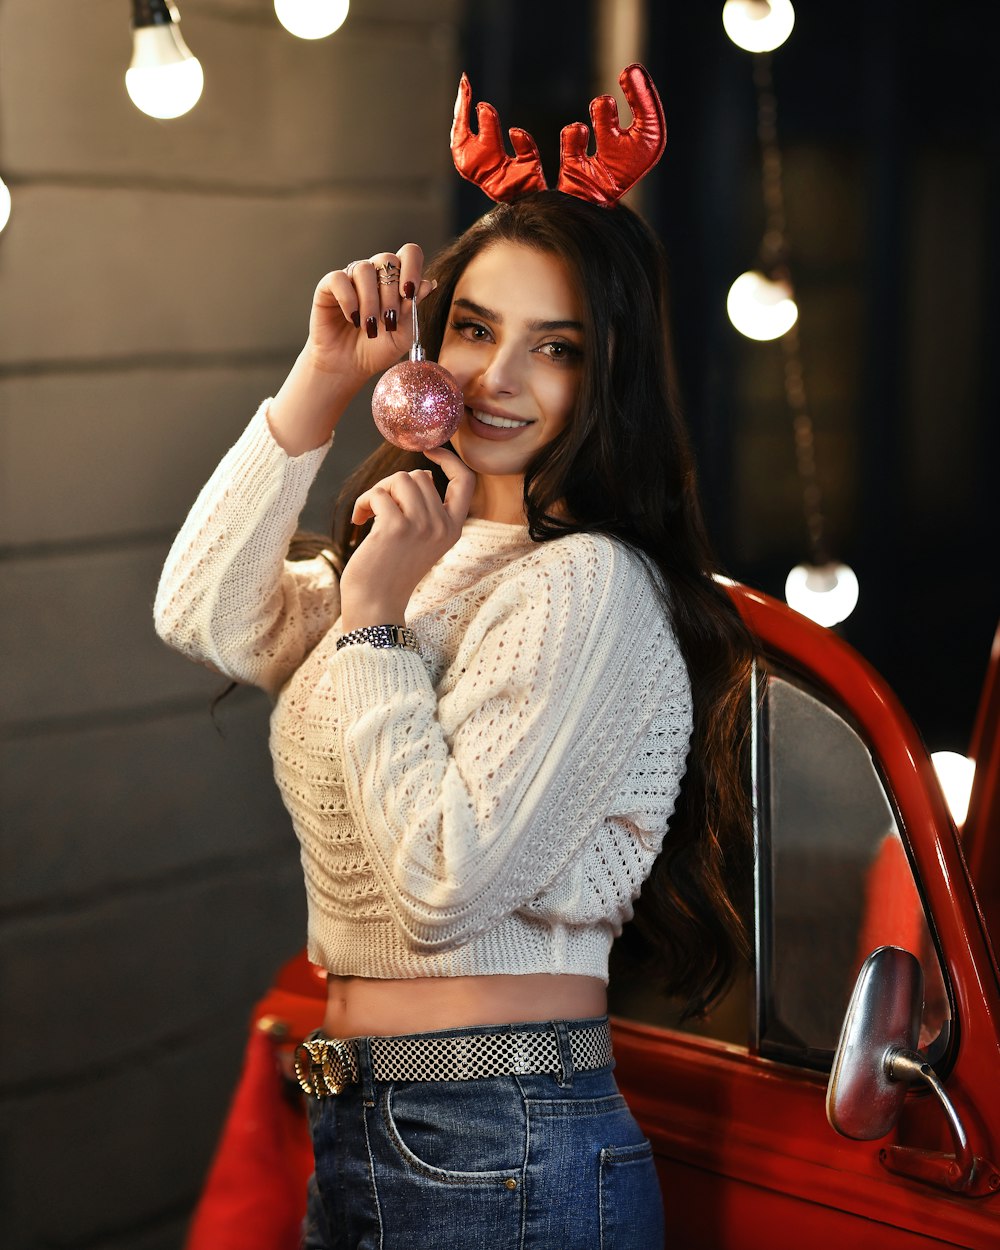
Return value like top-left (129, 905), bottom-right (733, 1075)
top-left (930, 751), bottom-right (976, 826)
top-left (0, 175), bottom-right (11, 234)
top-left (126, 1), bottom-right (204, 120)
top-left (784, 561), bottom-right (859, 627)
top-left (274, 0), bottom-right (350, 40)
top-left (727, 270), bottom-right (798, 340)
top-left (723, 0), bottom-right (796, 54)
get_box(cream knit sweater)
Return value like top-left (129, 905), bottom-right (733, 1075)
top-left (154, 402), bottom-right (693, 982)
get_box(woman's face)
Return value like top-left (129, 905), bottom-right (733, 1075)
top-left (438, 241), bottom-right (585, 487)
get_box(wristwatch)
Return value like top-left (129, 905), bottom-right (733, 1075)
top-left (336, 624), bottom-right (418, 652)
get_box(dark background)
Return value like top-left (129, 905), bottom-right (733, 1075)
top-left (458, 0), bottom-right (998, 755)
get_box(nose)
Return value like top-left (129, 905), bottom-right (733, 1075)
top-left (477, 344), bottom-right (522, 397)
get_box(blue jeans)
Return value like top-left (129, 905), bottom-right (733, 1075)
top-left (302, 1016), bottom-right (664, 1249)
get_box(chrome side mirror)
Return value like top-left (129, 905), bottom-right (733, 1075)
top-left (827, 945), bottom-right (1000, 1196)
top-left (826, 945), bottom-right (922, 1140)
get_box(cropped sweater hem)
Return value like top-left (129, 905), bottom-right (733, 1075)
top-left (306, 915), bottom-right (617, 984)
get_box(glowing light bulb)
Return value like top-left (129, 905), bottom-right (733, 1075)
top-left (274, 0), bottom-right (350, 39)
top-left (931, 751), bottom-right (975, 826)
top-left (0, 176), bottom-right (11, 234)
top-left (727, 270), bottom-right (798, 340)
top-left (126, 2), bottom-right (204, 120)
top-left (723, 0), bottom-right (796, 53)
top-left (784, 561), bottom-right (859, 627)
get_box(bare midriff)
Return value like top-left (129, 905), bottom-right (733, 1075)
top-left (322, 972), bottom-right (608, 1039)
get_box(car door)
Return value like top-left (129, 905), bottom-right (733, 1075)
top-left (608, 586), bottom-right (1000, 1250)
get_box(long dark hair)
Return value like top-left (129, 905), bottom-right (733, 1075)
top-left (327, 192), bottom-right (756, 1017)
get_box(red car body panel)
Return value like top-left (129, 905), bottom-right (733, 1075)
top-left (965, 623), bottom-right (1000, 937)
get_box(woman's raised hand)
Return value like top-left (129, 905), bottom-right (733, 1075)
top-left (309, 243), bottom-right (435, 384)
top-left (338, 447), bottom-right (476, 632)
top-left (268, 243), bottom-right (436, 456)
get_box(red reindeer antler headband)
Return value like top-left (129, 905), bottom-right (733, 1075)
top-left (450, 63), bottom-right (667, 208)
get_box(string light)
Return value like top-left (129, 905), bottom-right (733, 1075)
top-left (723, 1), bottom-right (795, 54)
top-left (727, 270), bottom-right (797, 340)
top-left (726, 10), bottom-right (859, 627)
top-left (274, 0), bottom-right (350, 40)
top-left (785, 562), bottom-right (859, 627)
top-left (931, 751), bottom-right (976, 826)
top-left (126, 1), bottom-right (204, 120)
top-left (1, 78), bottom-right (10, 233)
top-left (727, 51), bottom-right (797, 342)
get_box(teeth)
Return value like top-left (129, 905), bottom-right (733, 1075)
top-left (473, 411), bottom-right (530, 429)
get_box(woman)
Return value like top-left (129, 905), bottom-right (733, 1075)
top-left (156, 83), bottom-right (754, 1250)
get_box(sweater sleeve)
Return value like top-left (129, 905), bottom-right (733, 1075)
top-left (331, 536), bottom-right (691, 953)
top-left (153, 400), bottom-right (339, 696)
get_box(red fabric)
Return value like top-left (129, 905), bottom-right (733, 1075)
top-left (450, 73), bottom-right (547, 203)
top-left (450, 64), bottom-right (666, 208)
top-left (185, 959), bottom-right (324, 1250)
top-left (556, 64), bottom-right (667, 207)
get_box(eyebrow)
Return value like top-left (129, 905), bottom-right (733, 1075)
top-left (453, 297), bottom-right (584, 334)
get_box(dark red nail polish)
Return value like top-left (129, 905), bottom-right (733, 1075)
top-left (351, 310), bottom-right (361, 328)
top-left (402, 281), bottom-right (415, 299)
top-left (365, 316), bottom-right (378, 339)
top-left (384, 309), bottom-right (397, 332)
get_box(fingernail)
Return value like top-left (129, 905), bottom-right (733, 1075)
top-left (365, 316), bottom-right (378, 339)
top-left (351, 310), bottom-right (361, 328)
top-left (384, 309), bottom-right (397, 332)
top-left (402, 281), bottom-right (415, 299)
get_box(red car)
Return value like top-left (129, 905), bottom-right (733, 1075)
top-left (610, 586), bottom-right (1000, 1250)
top-left (187, 586), bottom-right (1000, 1250)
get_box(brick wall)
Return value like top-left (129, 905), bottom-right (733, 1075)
top-left (0, 2), bottom-right (459, 1246)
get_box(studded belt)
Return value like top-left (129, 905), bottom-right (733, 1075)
top-left (293, 1019), bottom-right (613, 1097)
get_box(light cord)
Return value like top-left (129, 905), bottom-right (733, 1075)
top-left (752, 51), bottom-right (828, 566)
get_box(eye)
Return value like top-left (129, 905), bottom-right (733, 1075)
top-left (537, 340), bottom-right (582, 363)
top-left (449, 319), bottom-right (492, 342)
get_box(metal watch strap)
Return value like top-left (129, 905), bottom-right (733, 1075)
top-left (336, 624), bottom-right (418, 652)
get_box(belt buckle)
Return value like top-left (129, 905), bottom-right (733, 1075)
top-left (294, 1037), bottom-right (355, 1097)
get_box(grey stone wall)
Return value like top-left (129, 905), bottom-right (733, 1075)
top-left (0, 2), bottom-right (459, 1247)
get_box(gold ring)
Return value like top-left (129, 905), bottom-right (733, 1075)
top-left (376, 259), bottom-right (400, 286)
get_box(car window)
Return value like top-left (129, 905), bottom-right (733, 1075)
top-left (609, 662), bottom-right (952, 1068)
top-left (758, 668), bottom-right (950, 1065)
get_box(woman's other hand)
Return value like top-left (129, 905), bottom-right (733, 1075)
top-left (339, 447), bottom-right (476, 631)
top-left (268, 243), bottom-right (435, 456)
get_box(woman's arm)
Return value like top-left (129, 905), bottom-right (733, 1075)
top-left (152, 401), bottom-right (339, 694)
top-left (331, 537), bottom-right (693, 951)
top-left (153, 245), bottom-right (436, 693)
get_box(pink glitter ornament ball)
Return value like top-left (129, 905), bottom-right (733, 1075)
top-left (371, 358), bottom-right (464, 451)
top-left (370, 295), bottom-right (464, 451)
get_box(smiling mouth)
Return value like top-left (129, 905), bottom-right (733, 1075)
top-left (470, 409), bottom-right (532, 430)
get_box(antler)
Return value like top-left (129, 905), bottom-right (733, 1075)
top-left (556, 64), bottom-right (666, 207)
top-left (450, 73), bottom-right (548, 203)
